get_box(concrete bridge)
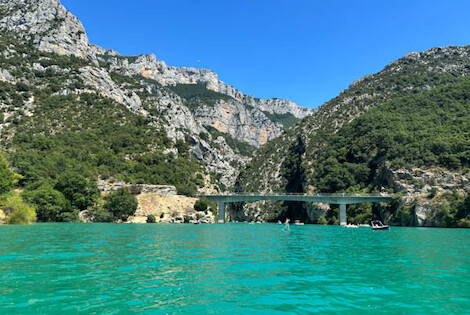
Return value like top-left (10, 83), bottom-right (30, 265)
top-left (204, 193), bottom-right (394, 225)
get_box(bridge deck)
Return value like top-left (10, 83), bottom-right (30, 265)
top-left (203, 193), bottom-right (394, 224)
top-left (204, 193), bottom-right (393, 204)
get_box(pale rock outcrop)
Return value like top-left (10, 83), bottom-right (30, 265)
top-left (0, 0), bottom-right (95, 61)
top-left (193, 99), bottom-right (282, 147)
top-left (127, 194), bottom-right (215, 224)
top-left (89, 44), bottom-right (119, 57)
top-left (103, 53), bottom-right (220, 91)
top-left (97, 179), bottom-right (177, 195)
top-left (98, 52), bottom-right (314, 147)
top-left (391, 167), bottom-right (470, 226)
top-left (143, 90), bottom-right (205, 137)
top-left (191, 135), bottom-right (249, 188)
top-left (244, 96), bottom-right (313, 119)
top-left (392, 167), bottom-right (469, 196)
top-left (79, 66), bottom-right (145, 114)
top-left (0, 69), bottom-right (13, 82)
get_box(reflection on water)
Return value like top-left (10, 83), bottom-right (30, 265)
top-left (0, 223), bottom-right (469, 313)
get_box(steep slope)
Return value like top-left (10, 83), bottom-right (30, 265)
top-left (0, 0), bottom-right (94, 60)
top-left (0, 0), bottom-right (313, 189)
top-left (237, 45), bottom-right (470, 226)
top-left (95, 50), bottom-right (314, 147)
top-left (0, 33), bottom-right (208, 195)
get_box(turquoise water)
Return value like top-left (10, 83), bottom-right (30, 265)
top-left (0, 224), bottom-right (470, 314)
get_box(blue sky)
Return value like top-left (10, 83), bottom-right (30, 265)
top-left (62, 0), bottom-right (470, 108)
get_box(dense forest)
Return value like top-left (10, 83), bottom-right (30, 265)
top-left (0, 33), bottom-right (208, 223)
top-left (0, 33), bottom-right (206, 193)
top-left (313, 79), bottom-right (470, 192)
top-left (309, 79), bottom-right (470, 226)
top-left (237, 46), bottom-right (470, 227)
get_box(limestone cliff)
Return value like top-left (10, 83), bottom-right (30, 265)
top-left (389, 167), bottom-right (469, 227)
top-left (127, 194), bottom-right (214, 224)
top-left (0, 0), bottom-right (313, 188)
top-left (0, 0), bottom-right (94, 61)
top-left (97, 51), bottom-right (314, 147)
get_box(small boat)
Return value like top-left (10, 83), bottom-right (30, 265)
top-left (346, 224), bottom-right (359, 228)
top-left (371, 220), bottom-right (390, 230)
top-left (293, 220), bottom-right (304, 225)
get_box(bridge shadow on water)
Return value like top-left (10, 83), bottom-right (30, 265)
top-left (280, 201), bottom-right (309, 223)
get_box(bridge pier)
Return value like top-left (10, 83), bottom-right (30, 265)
top-left (218, 201), bottom-right (226, 223)
top-left (339, 203), bottom-right (347, 226)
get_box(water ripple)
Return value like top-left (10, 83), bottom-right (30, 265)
top-left (0, 223), bottom-right (469, 313)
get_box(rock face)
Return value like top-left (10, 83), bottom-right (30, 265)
top-left (127, 194), bottom-right (215, 224)
top-left (97, 179), bottom-right (177, 195)
top-left (192, 100), bottom-right (281, 147)
top-left (101, 52), bottom-right (313, 119)
top-left (0, 0), bottom-right (314, 188)
top-left (79, 66), bottom-right (145, 113)
top-left (0, 0), bottom-right (94, 61)
top-left (390, 167), bottom-right (470, 226)
top-left (98, 52), bottom-right (314, 147)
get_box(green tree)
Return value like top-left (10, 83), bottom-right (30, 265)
top-left (147, 214), bottom-right (156, 223)
top-left (2, 195), bottom-right (37, 224)
top-left (459, 195), bottom-right (470, 215)
top-left (174, 140), bottom-right (190, 157)
top-left (23, 184), bottom-right (71, 222)
top-left (92, 208), bottom-right (114, 222)
top-left (55, 171), bottom-right (99, 211)
top-left (103, 188), bottom-right (138, 221)
top-left (0, 155), bottom-right (14, 195)
top-left (194, 198), bottom-right (208, 212)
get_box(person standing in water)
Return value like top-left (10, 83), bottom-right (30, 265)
top-left (284, 218), bottom-right (290, 231)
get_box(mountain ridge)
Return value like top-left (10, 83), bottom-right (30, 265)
top-left (0, 0), bottom-right (313, 189)
top-left (236, 43), bottom-right (470, 226)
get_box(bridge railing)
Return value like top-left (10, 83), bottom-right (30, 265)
top-left (201, 192), bottom-right (394, 198)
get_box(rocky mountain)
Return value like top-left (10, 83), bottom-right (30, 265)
top-left (0, 0), bottom-right (94, 60)
top-left (0, 0), bottom-right (313, 190)
top-left (94, 49), bottom-right (313, 147)
top-left (236, 45), bottom-right (470, 227)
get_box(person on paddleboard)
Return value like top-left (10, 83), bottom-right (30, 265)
top-left (284, 218), bottom-right (290, 231)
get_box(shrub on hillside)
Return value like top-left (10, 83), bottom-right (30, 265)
top-left (103, 188), bottom-right (138, 221)
top-left (146, 214), bottom-right (156, 223)
top-left (194, 199), bottom-right (208, 212)
top-left (23, 184), bottom-right (71, 222)
top-left (55, 171), bottom-right (100, 211)
top-left (175, 184), bottom-right (197, 197)
top-left (0, 155), bottom-right (14, 195)
top-left (92, 209), bottom-right (114, 222)
top-left (2, 196), bottom-right (36, 224)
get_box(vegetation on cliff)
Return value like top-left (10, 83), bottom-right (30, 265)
top-left (102, 188), bottom-right (138, 222)
top-left (313, 79), bottom-right (470, 193)
top-left (0, 33), bottom-right (206, 199)
top-left (0, 32), bottom-right (213, 222)
top-left (0, 155), bottom-right (37, 224)
top-left (168, 83), bottom-right (234, 110)
top-left (238, 45), bottom-right (470, 227)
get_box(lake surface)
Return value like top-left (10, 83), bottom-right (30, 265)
top-left (0, 223), bottom-right (469, 314)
